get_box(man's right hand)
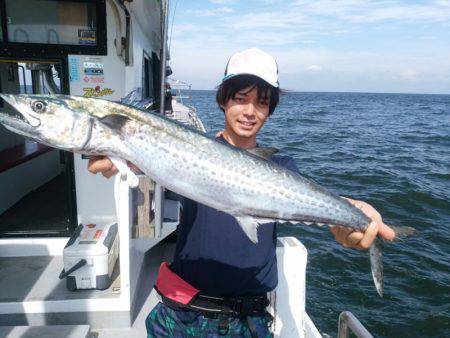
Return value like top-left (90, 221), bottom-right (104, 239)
top-left (88, 156), bottom-right (118, 178)
top-left (87, 156), bottom-right (143, 178)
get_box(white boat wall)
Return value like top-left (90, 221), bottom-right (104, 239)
top-left (0, 1), bottom-right (326, 337)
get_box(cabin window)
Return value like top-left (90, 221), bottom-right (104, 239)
top-left (6, 0), bottom-right (97, 45)
top-left (0, 0), bottom-right (107, 57)
top-left (152, 51), bottom-right (161, 107)
top-left (142, 51), bottom-right (154, 100)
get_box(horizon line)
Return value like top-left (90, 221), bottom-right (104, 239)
top-left (186, 89), bottom-right (450, 96)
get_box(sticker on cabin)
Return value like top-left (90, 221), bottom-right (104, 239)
top-left (83, 86), bottom-right (115, 98)
top-left (83, 75), bottom-right (104, 83)
top-left (83, 62), bottom-right (104, 76)
top-left (68, 56), bottom-right (80, 82)
top-left (78, 29), bottom-right (97, 45)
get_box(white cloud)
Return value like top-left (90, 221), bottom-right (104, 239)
top-left (307, 65), bottom-right (323, 71)
top-left (209, 0), bottom-right (236, 4)
top-left (170, 43), bottom-right (450, 93)
top-left (188, 6), bottom-right (234, 17)
top-left (399, 70), bottom-right (423, 81)
top-left (294, 0), bottom-right (450, 23)
top-left (222, 10), bottom-right (312, 30)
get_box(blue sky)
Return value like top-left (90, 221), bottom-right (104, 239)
top-left (167, 0), bottom-right (450, 94)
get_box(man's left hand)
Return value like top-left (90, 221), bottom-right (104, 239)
top-left (329, 198), bottom-right (396, 250)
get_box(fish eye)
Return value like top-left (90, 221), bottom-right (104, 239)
top-left (32, 100), bottom-right (47, 113)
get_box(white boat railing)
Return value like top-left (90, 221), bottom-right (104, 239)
top-left (338, 311), bottom-right (374, 338)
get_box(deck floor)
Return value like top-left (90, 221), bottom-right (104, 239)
top-left (0, 241), bottom-right (176, 337)
top-left (94, 243), bottom-right (176, 337)
top-left (0, 255), bottom-right (120, 303)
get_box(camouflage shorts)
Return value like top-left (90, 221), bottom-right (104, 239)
top-left (146, 302), bottom-right (273, 338)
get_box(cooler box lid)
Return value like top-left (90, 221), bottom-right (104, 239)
top-left (63, 223), bottom-right (118, 257)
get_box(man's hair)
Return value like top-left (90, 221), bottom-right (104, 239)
top-left (216, 75), bottom-right (280, 115)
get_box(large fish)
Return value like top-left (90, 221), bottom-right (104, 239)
top-left (0, 94), bottom-right (408, 296)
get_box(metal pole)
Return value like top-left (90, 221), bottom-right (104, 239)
top-left (154, 183), bottom-right (163, 238)
top-left (159, 0), bottom-right (169, 115)
top-left (154, 0), bottom-right (169, 237)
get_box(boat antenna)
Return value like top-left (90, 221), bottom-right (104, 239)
top-left (159, 0), bottom-right (169, 116)
top-left (168, 0), bottom-right (179, 55)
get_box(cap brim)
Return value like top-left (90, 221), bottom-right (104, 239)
top-left (221, 73), bottom-right (279, 88)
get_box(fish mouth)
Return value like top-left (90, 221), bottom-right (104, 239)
top-left (0, 94), bottom-right (41, 127)
top-left (0, 95), bottom-right (38, 137)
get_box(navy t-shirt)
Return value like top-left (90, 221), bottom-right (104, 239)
top-left (170, 139), bottom-right (299, 297)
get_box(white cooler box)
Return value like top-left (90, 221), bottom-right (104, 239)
top-left (60, 223), bottom-right (119, 291)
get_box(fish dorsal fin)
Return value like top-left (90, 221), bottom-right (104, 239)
top-left (247, 147), bottom-right (279, 160)
top-left (99, 114), bottom-right (131, 131)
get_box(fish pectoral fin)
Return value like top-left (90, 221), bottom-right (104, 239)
top-left (110, 157), bottom-right (139, 188)
top-left (99, 114), bottom-right (131, 131)
top-left (369, 240), bottom-right (384, 297)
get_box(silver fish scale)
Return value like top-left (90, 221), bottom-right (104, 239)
top-left (110, 110), bottom-right (369, 230)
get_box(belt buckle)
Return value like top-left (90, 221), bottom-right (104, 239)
top-left (229, 298), bottom-right (243, 315)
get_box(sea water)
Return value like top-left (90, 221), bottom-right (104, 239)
top-left (188, 90), bottom-right (449, 338)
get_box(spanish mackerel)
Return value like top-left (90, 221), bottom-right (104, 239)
top-left (0, 94), bottom-right (391, 296)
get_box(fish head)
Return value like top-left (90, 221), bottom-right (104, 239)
top-left (0, 94), bottom-right (93, 151)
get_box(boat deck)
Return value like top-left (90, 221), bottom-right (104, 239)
top-left (167, 99), bottom-right (206, 132)
top-left (93, 243), bottom-right (174, 337)
top-left (0, 240), bottom-right (175, 336)
top-left (0, 255), bottom-right (120, 304)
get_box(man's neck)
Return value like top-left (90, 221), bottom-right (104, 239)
top-left (221, 130), bottom-right (256, 149)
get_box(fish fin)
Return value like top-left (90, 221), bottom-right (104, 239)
top-left (99, 114), bottom-right (131, 131)
top-left (369, 240), bottom-right (383, 297)
top-left (235, 216), bottom-right (261, 243)
top-left (391, 225), bottom-right (416, 239)
top-left (247, 147), bottom-right (279, 160)
top-left (234, 216), bottom-right (277, 243)
top-left (110, 157), bottom-right (139, 188)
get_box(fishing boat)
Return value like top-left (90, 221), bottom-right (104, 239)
top-left (0, 1), bottom-right (372, 337)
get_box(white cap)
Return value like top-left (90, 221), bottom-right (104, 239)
top-left (223, 48), bottom-right (279, 88)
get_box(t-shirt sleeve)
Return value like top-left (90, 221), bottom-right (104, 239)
top-left (273, 156), bottom-right (299, 174)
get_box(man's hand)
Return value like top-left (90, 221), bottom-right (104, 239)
top-left (87, 156), bottom-right (141, 178)
top-left (329, 198), bottom-right (396, 250)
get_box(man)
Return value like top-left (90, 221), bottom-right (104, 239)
top-left (88, 48), bottom-right (395, 337)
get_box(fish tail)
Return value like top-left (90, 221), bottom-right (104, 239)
top-left (391, 225), bottom-right (416, 239)
top-left (369, 239), bottom-right (383, 297)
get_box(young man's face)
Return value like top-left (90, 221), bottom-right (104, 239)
top-left (222, 86), bottom-right (270, 142)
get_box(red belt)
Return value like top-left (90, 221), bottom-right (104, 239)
top-left (154, 262), bottom-right (200, 306)
top-left (154, 262), bottom-right (269, 317)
